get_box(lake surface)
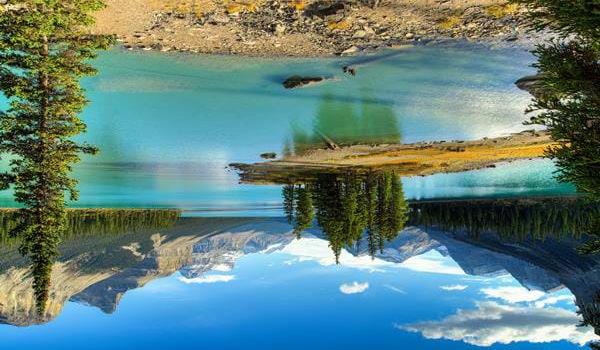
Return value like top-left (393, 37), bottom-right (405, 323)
top-left (0, 217), bottom-right (597, 349)
top-left (0, 44), bottom-right (575, 214)
top-left (0, 43), bottom-right (594, 349)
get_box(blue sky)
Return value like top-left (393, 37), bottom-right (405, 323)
top-left (1, 235), bottom-right (593, 350)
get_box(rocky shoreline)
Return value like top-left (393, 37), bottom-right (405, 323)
top-left (95, 0), bottom-right (544, 57)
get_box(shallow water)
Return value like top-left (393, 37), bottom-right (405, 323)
top-left (0, 217), bottom-right (597, 349)
top-left (0, 44), bottom-right (575, 214)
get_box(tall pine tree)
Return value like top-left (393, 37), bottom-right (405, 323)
top-left (0, 0), bottom-right (113, 313)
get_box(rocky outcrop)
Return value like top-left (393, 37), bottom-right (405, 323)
top-left (180, 220), bottom-right (295, 278)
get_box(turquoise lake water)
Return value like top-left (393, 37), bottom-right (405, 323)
top-left (0, 44), bottom-right (575, 213)
top-left (0, 43), bottom-right (596, 350)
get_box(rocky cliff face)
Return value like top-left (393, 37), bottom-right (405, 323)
top-left (0, 262), bottom-right (113, 327)
top-left (421, 226), bottom-right (600, 301)
top-left (180, 220), bottom-right (295, 278)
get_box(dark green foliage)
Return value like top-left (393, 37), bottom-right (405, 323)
top-left (0, 0), bottom-right (113, 313)
top-left (282, 184), bottom-right (296, 224)
top-left (283, 170), bottom-right (409, 261)
top-left (526, 41), bottom-right (600, 199)
top-left (293, 185), bottom-right (314, 238)
top-left (510, 0), bottom-right (600, 41)
top-left (511, 0), bottom-right (600, 200)
top-left (410, 198), bottom-right (600, 241)
top-left (0, 209), bottom-right (181, 247)
top-left (577, 218), bottom-right (600, 255)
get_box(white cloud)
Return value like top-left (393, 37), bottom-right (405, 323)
top-left (441, 285), bottom-right (468, 291)
top-left (399, 250), bottom-right (466, 275)
top-left (280, 237), bottom-right (394, 272)
top-left (399, 301), bottom-right (597, 347)
top-left (178, 274), bottom-right (235, 284)
top-left (481, 286), bottom-right (545, 304)
top-left (534, 295), bottom-right (574, 308)
top-left (340, 282), bottom-right (369, 294)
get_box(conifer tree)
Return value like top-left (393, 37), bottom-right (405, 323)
top-left (0, 0), bottom-right (113, 313)
top-left (511, 0), bottom-right (600, 199)
top-left (282, 184), bottom-right (296, 224)
top-left (293, 185), bottom-right (314, 238)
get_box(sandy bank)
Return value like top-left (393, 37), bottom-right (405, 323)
top-left (230, 130), bottom-right (554, 184)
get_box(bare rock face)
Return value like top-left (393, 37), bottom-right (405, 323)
top-left (0, 262), bottom-right (113, 327)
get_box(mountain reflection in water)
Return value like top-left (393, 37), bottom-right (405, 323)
top-left (1, 197), bottom-right (600, 349)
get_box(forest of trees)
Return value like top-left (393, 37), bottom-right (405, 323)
top-left (410, 198), bottom-right (600, 241)
top-left (0, 1), bottom-right (113, 313)
top-left (282, 170), bottom-right (409, 261)
top-left (0, 209), bottom-right (181, 247)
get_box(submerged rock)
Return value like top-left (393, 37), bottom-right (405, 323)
top-left (282, 75), bottom-right (325, 89)
top-left (260, 152), bottom-right (277, 159)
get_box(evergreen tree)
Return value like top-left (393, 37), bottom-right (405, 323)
top-left (364, 173), bottom-right (378, 258)
top-left (312, 173), bottom-right (345, 263)
top-left (293, 185), bottom-right (314, 238)
top-left (389, 172), bottom-right (409, 238)
top-left (282, 184), bottom-right (296, 224)
top-left (510, 0), bottom-right (600, 199)
top-left (0, 0), bottom-right (113, 313)
top-left (525, 41), bottom-right (600, 199)
top-left (510, 0), bottom-right (600, 41)
top-left (284, 171), bottom-right (408, 261)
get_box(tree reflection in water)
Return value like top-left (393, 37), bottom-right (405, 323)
top-left (283, 170), bottom-right (409, 262)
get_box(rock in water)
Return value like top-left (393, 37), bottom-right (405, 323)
top-left (282, 75), bottom-right (325, 89)
top-left (515, 75), bottom-right (543, 97)
top-left (342, 66), bottom-right (357, 76)
top-left (260, 152), bottom-right (277, 160)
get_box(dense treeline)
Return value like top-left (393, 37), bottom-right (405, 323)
top-left (409, 198), bottom-right (600, 241)
top-left (0, 209), bottom-right (181, 247)
top-left (283, 171), bottom-right (409, 261)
